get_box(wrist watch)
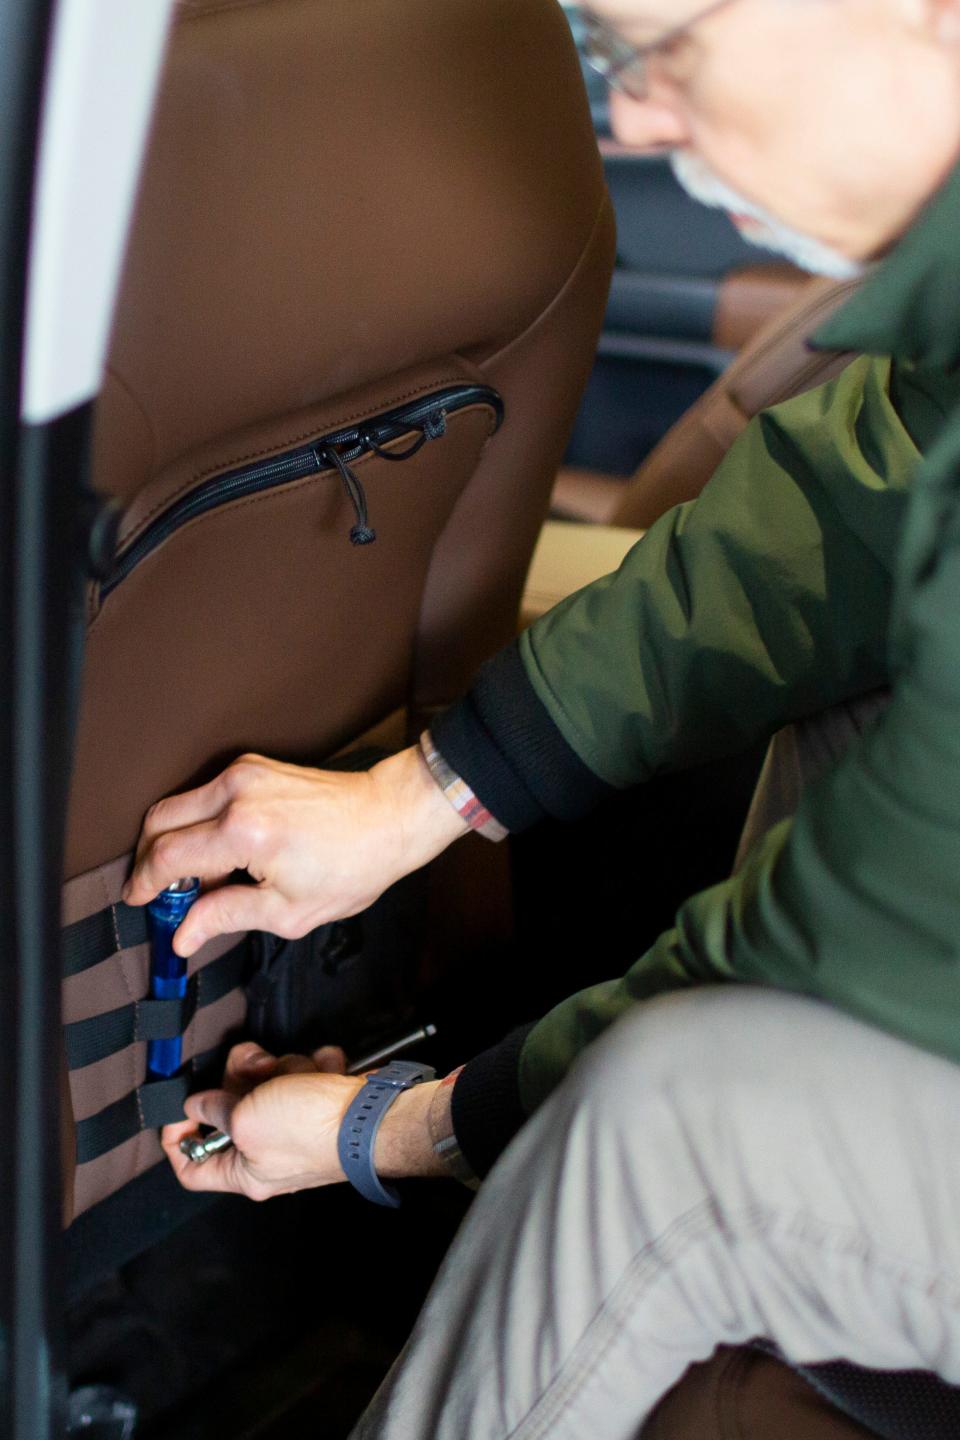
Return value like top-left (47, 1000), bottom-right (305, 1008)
top-left (337, 1059), bottom-right (436, 1207)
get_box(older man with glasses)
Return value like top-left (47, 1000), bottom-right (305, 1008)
top-left (127, 0), bottom-right (960, 1434)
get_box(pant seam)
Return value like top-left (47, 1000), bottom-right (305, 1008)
top-left (507, 1198), bottom-right (721, 1440)
top-left (506, 1202), bottom-right (960, 1440)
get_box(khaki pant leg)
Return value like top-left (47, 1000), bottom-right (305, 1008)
top-left (353, 990), bottom-right (960, 1440)
top-left (643, 1347), bottom-right (878, 1440)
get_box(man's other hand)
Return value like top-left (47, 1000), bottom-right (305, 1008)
top-left (161, 1041), bottom-right (444, 1199)
top-left (123, 746), bottom-right (467, 956)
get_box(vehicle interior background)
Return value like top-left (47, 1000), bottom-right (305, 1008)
top-left (557, 5), bottom-right (813, 503)
top-left (25, 4), bottom-right (844, 1438)
top-left (507, 9), bottom-right (827, 1051)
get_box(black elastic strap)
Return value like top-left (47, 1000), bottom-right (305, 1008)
top-left (74, 1041), bottom-right (234, 1167)
top-left (64, 941), bottom-right (247, 1071)
top-left (75, 1076), bottom-right (188, 1166)
top-left (137, 990), bottom-right (200, 1043)
top-left (62, 900), bottom-right (148, 978)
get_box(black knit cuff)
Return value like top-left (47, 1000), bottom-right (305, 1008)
top-left (431, 641), bottom-right (614, 833)
top-left (451, 1024), bottom-right (535, 1179)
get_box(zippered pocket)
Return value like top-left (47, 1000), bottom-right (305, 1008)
top-left (101, 383), bottom-right (503, 599)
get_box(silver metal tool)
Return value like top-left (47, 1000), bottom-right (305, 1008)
top-left (346, 1022), bottom-right (437, 1074)
top-left (180, 1022), bottom-right (438, 1163)
top-left (179, 1129), bottom-right (236, 1165)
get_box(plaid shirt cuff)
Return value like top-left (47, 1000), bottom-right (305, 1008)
top-left (419, 729), bottom-right (509, 842)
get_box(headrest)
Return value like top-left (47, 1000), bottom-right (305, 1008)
top-left (95, 0), bottom-right (602, 500)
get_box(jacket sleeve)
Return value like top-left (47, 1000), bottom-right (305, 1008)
top-left (433, 356), bottom-right (914, 832)
top-left (517, 432), bottom-right (960, 1112)
top-left (448, 356), bottom-right (928, 1174)
top-left (456, 450), bottom-right (960, 1164)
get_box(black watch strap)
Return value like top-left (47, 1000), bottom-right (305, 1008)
top-left (337, 1059), bottom-right (436, 1207)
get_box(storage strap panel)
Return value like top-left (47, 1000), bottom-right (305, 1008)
top-left (75, 1042), bottom-right (234, 1165)
top-left (64, 940), bottom-right (247, 1070)
top-left (62, 899), bottom-right (149, 977)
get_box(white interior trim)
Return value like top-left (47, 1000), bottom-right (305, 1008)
top-left (20, 0), bottom-right (174, 426)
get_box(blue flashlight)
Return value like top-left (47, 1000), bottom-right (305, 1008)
top-left (146, 878), bottom-right (200, 1078)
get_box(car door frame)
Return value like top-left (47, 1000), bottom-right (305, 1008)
top-left (1, 4), bottom-right (174, 1434)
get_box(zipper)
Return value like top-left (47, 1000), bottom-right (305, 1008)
top-left (101, 384), bottom-right (503, 598)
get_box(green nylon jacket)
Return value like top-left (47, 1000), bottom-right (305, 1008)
top-left (516, 160), bottom-right (960, 1115)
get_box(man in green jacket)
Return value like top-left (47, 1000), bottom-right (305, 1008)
top-left (126, 0), bottom-right (960, 1432)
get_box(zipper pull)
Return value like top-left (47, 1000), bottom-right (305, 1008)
top-left (365, 406), bottom-right (448, 462)
top-left (323, 446), bottom-right (376, 546)
top-left (422, 409), bottom-right (447, 441)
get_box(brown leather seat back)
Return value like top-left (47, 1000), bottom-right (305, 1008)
top-left (63, 0), bottom-right (614, 1217)
top-left (552, 275), bottom-right (860, 529)
top-left (71, 0), bottom-right (615, 880)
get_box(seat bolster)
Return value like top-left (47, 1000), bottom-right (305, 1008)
top-left (609, 385), bottom-right (743, 530)
top-left (728, 275), bottom-right (863, 416)
top-left (550, 467), bottom-right (627, 526)
top-left (607, 276), bottom-right (861, 531)
top-left (520, 520), bottom-right (645, 627)
top-left (712, 261), bottom-right (811, 352)
top-left (412, 192), bottom-right (617, 711)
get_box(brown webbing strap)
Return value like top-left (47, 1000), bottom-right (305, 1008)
top-left (64, 939), bottom-right (247, 1070)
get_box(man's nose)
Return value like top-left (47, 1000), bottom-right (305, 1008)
top-left (608, 88), bottom-right (690, 151)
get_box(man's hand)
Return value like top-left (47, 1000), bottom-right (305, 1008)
top-left (123, 746), bottom-right (467, 956)
top-left (162, 1041), bottom-right (446, 1201)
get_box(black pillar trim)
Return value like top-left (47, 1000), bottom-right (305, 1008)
top-left (1, 401), bottom-right (92, 1440)
top-left (0, 3), bottom-right (65, 1439)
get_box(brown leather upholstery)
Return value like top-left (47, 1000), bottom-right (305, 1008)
top-left (642, 1347), bottom-right (876, 1440)
top-left (552, 275), bottom-right (860, 528)
top-left (64, 0), bottom-right (614, 1214)
top-left (549, 465), bottom-right (636, 527)
top-left (70, 0), bottom-right (613, 877)
top-left (712, 260), bottom-right (811, 352)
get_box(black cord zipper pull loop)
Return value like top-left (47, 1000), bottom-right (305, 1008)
top-left (422, 409), bottom-right (447, 441)
top-left (323, 446), bottom-right (376, 546)
top-left (365, 407), bottom-right (448, 462)
top-left (367, 431), bottom-right (427, 463)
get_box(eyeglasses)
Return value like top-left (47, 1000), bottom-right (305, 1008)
top-left (576, 0), bottom-right (742, 100)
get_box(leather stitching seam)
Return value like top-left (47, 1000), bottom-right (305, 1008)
top-left (477, 188), bottom-right (613, 375)
top-left (149, 407), bottom-right (494, 532)
top-left (88, 405), bottom-right (494, 636)
top-left (120, 374), bottom-right (470, 544)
